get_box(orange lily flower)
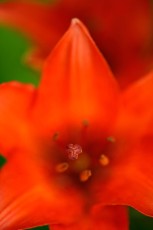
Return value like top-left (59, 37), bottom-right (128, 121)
top-left (0, 0), bottom-right (152, 88)
top-left (0, 19), bottom-right (153, 229)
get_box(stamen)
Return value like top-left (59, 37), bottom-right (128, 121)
top-left (52, 132), bottom-right (59, 141)
top-left (81, 120), bottom-right (89, 146)
top-left (52, 132), bottom-right (65, 148)
top-left (80, 169), bottom-right (92, 182)
top-left (66, 144), bottom-right (82, 160)
top-left (99, 154), bottom-right (109, 166)
top-left (107, 136), bottom-right (116, 143)
top-left (55, 162), bottom-right (69, 173)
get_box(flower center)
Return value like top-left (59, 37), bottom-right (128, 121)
top-left (51, 122), bottom-right (115, 186)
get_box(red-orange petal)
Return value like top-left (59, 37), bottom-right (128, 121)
top-left (0, 154), bottom-right (84, 229)
top-left (51, 205), bottom-right (128, 230)
top-left (32, 19), bottom-right (119, 136)
top-left (0, 1), bottom-right (63, 49)
top-left (0, 82), bottom-right (36, 157)
top-left (92, 71), bottom-right (153, 216)
top-left (0, 0), bottom-right (71, 66)
top-left (0, 0), bottom-right (152, 88)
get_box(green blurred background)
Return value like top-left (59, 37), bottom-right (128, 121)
top-left (0, 1), bottom-right (153, 230)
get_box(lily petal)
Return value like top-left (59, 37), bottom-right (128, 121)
top-left (0, 0), bottom-right (72, 68)
top-left (0, 1), bottom-right (64, 50)
top-left (32, 19), bottom-right (119, 135)
top-left (0, 154), bottom-right (84, 229)
top-left (0, 0), bottom-right (152, 87)
top-left (0, 82), bottom-right (36, 157)
top-left (92, 71), bottom-right (153, 216)
top-left (52, 206), bottom-right (128, 230)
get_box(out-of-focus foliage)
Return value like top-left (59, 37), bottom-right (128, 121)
top-left (0, 155), bottom-right (6, 168)
top-left (130, 208), bottom-right (153, 230)
top-left (26, 225), bottom-right (49, 230)
top-left (0, 26), bottom-right (39, 85)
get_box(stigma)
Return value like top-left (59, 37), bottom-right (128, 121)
top-left (66, 144), bottom-right (82, 160)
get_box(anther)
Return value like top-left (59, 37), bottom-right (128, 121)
top-left (80, 169), bottom-right (92, 182)
top-left (106, 136), bottom-right (116, 143)
top-left (66, 144), bottom-right (82, 160)
top-left (99, 154), bottom-right (109, 166)
top-left (55, 162), bottom-right (69, 173)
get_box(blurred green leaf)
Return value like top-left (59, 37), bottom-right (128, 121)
top-left (0, 26), bottom-right (40, 85)
top-left (0, 154), bottom-right (6, 168)
top-left (130, 208), bottom-right (153, 230)
top-left (27, 225), bottom-right (50, 230)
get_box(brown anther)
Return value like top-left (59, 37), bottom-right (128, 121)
top-left (107, 136), bottom-right (115, 143)
top-left (56, 162), bottom-right (69, 173)
top-left (80, 169), bottom-right (92, 182)
top-left (99, 154), bottom-right (109, 166)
